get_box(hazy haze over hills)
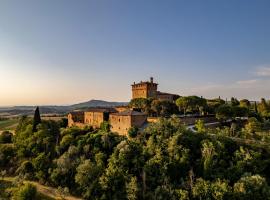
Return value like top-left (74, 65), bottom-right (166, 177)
top-left (0, 99), bottom-right (128, 116)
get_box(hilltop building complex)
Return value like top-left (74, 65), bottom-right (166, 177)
top-left (68, 78), bottom-right (178, 135)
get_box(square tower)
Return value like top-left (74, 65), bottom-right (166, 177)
top-left (131, 77), bottom-right (158, 99)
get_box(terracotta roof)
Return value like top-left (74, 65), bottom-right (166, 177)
top-left (111, 110), bottom-right (146, 116)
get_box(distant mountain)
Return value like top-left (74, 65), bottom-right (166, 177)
top-left (70, 99), bottom-right (128, 109)
top-left (0, 100), bottom-right (129, 117)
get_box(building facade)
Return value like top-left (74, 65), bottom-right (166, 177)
top-left (68, 111), bottom-right (85, 128)
top-left (131, 77), bottom-right (158, 99)
top-left (157, 91), bottom-right (180, 102)
top-left (68, 108), bottom-right (116, 129)
top-left (109, 110), bottom-right (147, 135)
top-left (132, 77), bottom-right (179, 102)
top-left (68, 77), bottom-right (180, 135)
top-left (84, 108), bottom-right (116, 128)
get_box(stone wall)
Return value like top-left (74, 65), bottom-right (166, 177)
top-left (132, 81), bottom-right (158, 99)
top-left (110, 115), bottom-right (131, 135)
top-left (110, 113), bottom-right (147, 136)
top-left (131, 115), bottom-right (147, 128)
top-left (84, 111), bottom-right (105, 128)
top-left (68, 112), bottom-right (84, 127)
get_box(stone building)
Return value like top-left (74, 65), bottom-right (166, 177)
top-left (68, 111), bottom-right (85, 128)
top-left (68, 108), bottom-right (116, 128)
top-left (68, 77), bottom-right (180, 135)
top-left (131, 77), bottom-right (158, 99)
top-left (131, 77), bottom-right (179, 102)
top-left (109, 110), bottom-right (147, 135)
top-left (157, 91), bottom-right (179, 102)
top-left (84, 108), bottom-right (117, 128)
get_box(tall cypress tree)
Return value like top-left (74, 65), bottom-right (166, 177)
top-left (33, 106), bottom-right (41, 132)
top-left (254, 101), bottom-right (258, 113)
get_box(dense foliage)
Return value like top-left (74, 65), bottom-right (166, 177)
top-left (1, 98), bottom-right (270, 199)
top-left (1, 108), bottom-right (270, 200)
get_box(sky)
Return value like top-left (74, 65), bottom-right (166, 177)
top-left (0, 0), bottom-right (270, 106)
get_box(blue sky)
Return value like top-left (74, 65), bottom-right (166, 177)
top-left (0, 0), bottom-right (270, 106)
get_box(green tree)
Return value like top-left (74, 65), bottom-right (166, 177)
top-left (175, 189), bottom-right (189, 200)
top-left (245, 117), bottom-right (261, 134)
top-left (0, 130), bottom-right (13, 143)
top-left (233, 174), bottom-right (270, 200)
top-left (192, 178), bottom-right (230, 200)
top-left (232, 106), bottom-right (249, 118)
top-left (16, 161), bottom-right (34, 180)
top-left (75, 159), bottom-right (104, 198)
top-left (258, 98), bottom-right (270, 118)
top-left (176, 97), bottom-right (192, 115)
top-left (216, 104), bottom-right (233, 121)
top-left (13, 183), bottom-right (37, 200)
top-left (128, 127), bottom-right (139, 138)
top-left (126, 176), bottom-right (139, 200)
top-left (239, 99), bottom-right (251, 109)
top-left (201, 140), bottom-right (216, 178)
top-left (32, 152), bottom-right (50, 182)
top-left (206, 98), bottom-right (226, 114)
top-left (100, 121), bottom-right (111, 132)
top-left (195, 120), bottom-right (206, 133)
top-left (231, 97), bottom-right (240, 106)
top-left (192, 178), bottom-right (211, 200)
top-left (0, 144), bottom-right (15, 168)
top-left (129, 98), bottom-right (152, 114)
top-left (176, 96), bottom-right (207, 115)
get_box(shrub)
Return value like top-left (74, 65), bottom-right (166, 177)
top-left (0, 131), bottom-right (13, 143)
top-left (13, 183), bottom-right (37, 200)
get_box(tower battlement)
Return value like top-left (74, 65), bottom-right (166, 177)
top-left (131, 77), bottom-right (158, 99)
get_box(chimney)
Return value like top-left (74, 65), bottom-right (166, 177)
top-left (150, 77), bottom-right (153, 83)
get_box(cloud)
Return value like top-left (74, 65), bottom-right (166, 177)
top-left (255, 66), bottom-right (270, 77)
top-left (236, 79), bottom-right (257, 85)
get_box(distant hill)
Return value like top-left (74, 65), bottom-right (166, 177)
top-left (0, 100), bottom-right (129, 117)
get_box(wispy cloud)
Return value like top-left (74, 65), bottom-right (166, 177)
top-left (255, 66), bottom-right (270, 77)
top-left (236, 79), bottom-right (257, 85)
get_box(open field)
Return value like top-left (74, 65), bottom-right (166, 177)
top-left (0, 119), bottom-right (19, 132)
top-left (41, 116), bottom-right (67, 121)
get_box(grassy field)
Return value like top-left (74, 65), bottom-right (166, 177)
top-left (41, 116), bottom-right (67, 121)
top-left (0, 116), bottom-right (66, 134)
top-left (0, 118), bottom-right (19, 132)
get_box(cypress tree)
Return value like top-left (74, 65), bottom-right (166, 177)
top-left (255, 101), bottom-right (258, 113)
top-left (33, 106), bottom-right (41, 132)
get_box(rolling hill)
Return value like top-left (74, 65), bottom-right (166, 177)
top-left (0, 100), bottom-right (128, 117)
